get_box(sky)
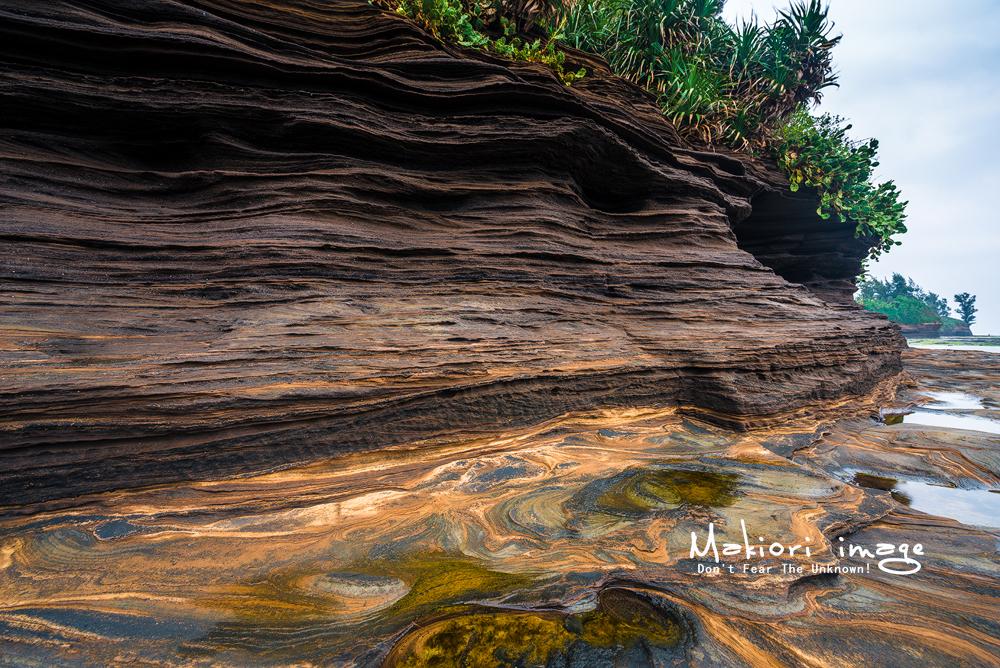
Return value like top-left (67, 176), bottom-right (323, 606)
top-left (723, 0), bottom-right (1000, 335)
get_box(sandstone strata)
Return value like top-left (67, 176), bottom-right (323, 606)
top-left (1, 349), bottom-right (998, 667)
top-left (0, 0), bottom-right (903, 505)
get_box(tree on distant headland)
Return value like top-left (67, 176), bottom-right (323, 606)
top-left (923, 291), bottom-right (951, 319)
top-left (857, 274), bottom-right (972, 335)
top-left (954, 293), bottom-right (977, 325)
top-left (857, 273), bottom-right (951, 317)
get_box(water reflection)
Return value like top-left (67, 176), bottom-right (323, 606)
top-left (904, 411), bottom-right (1000, 434)
top-left (878, 390), bottom-right (1000, 434)
top-left (881, 413), bottom-right (907, 425)
top-left (896, 481), bottom-right (1000, 528)
top-left (851, 473), bottom-right (912, 506)
top-left (920, 392), bottom-right (984, 410)
top-left (853, 473), bottom-right (1000, 527)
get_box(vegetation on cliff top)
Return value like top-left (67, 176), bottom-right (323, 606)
top-left (858, 274), bottom-right (975, 333)
top-left (372, 0), bottom-right (586, 83)
top-left (374, 0), bottom-right (907, 260)
top-left (773, 108), bottom-right (905, 259)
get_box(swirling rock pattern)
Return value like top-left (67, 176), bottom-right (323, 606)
top-left (0, 0), bottom-right (904, 504)
top-left (1, 350), bottom-right (999, 667)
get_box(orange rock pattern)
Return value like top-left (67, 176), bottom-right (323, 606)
top-left (1, 1), bottom-right (902, 504)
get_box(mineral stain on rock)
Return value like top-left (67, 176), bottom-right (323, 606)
top-left (2, 0), bottom-right (1000, 666)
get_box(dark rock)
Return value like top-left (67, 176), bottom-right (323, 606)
top-left (939, 321), bottom-right (972, 336)
top-left (729, 155), bottom-right (877, 306)
top-left (899, 322), bottom-right (943, 337)
top-left (0, 0), bottom-right (904, 504)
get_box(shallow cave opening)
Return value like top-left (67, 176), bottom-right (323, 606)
top-left (731, 190), bottom-right (871, 305)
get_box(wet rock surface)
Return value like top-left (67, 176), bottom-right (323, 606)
top-left (5, 2), bottom-right (992, 665)
top-left (0, 0), bottom-right (905, 504)
top-left (1, 349), bottom-right (999, 667)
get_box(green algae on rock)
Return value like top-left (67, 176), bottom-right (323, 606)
top-left (390, 589), bottom-right (685, 667)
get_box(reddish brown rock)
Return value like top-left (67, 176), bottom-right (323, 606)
top-left (899, 322), bottom-right (943, 337)
top-left (938, 322), bottom-right (973, 336)
top-left (0, 0), bottom-right (903, 505)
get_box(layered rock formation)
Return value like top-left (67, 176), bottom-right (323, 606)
top-left (730, 157), bottom-right (879, 306)
top-left (899, 322), bottom-right (943, 337)
top-left (2, 349), bottom-right (999, 668)
top-left (0, 0), bottom-right (903, 505)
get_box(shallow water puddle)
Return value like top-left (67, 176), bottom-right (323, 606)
top-left (880, 391), bottom-right (1000, 433)
top-left (920, 392), bottom-right (985, 410)
top-left (897, 482), bottom-right (1000, 528)
top-left (853, 473), bottom-right (1000, 528)
top-left (903, 411), bottom-right (1000, 434)
top-left (907, 343), bottom-right (1000, 353)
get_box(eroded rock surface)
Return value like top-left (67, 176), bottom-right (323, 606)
top-left (729, 157), bottom-right (879, 307)
top-left (1, 349), bottom-right (998, 667)
top-left (1, 0), bottom-right (903, 504)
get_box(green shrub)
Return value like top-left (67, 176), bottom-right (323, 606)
top-left (862, 296), bottom-right (938, 326)
top-left (373, 0), bottom-right (585, 84)
top-left (774, 108), bottom-right (907, 259)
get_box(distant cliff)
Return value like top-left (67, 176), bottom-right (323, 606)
top-left (0, 0), bottom-right (903, 505)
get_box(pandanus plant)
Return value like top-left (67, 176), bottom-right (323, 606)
top-left (553, 0), bottom-right (839, 148)
top-left (549, 0), bottom-right (905, 258)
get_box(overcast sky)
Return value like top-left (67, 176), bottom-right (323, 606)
top-left (723, 0), bottom-right (1000, 335)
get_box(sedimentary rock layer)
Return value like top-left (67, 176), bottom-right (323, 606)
top-left (1, 349), bottom-right (998, 667)
top-left (0, 0), bottom-right (903, 504)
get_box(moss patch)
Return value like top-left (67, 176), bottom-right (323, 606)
top-left (395, 589), bottom-right (682, 667)
top-left (570, 467), bottom-right (740, 519)
top-left (388, 560), bottom-right (532, 615)
top-left (198, 567), bottom-right (339, 623)
top-left (397, 613), bottom-right (573, 668)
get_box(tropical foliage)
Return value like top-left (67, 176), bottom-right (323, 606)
top-left (372, 0), bottom-right (585, 83)
top-left (374, 0), bottom-right (907, 259)
top-left (554, 0), bottom-right (839, 149)
top-left (858, 274), bottom-right (949, 315)
top-left (773, 108), bottom-right (906, 258)
top-left (857, 274), bottom-right (974, 332)
top-left (862, 296), bottom-right (938, 327)
top-left (552, 0), bottom-right (906, 259)
top-left (954, 292), bottom-right (978, 326)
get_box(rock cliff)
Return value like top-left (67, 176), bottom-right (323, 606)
top-left (898, 322), bottom-right (943, 337)
top-left (0, 0), bottom-right (904, 505)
